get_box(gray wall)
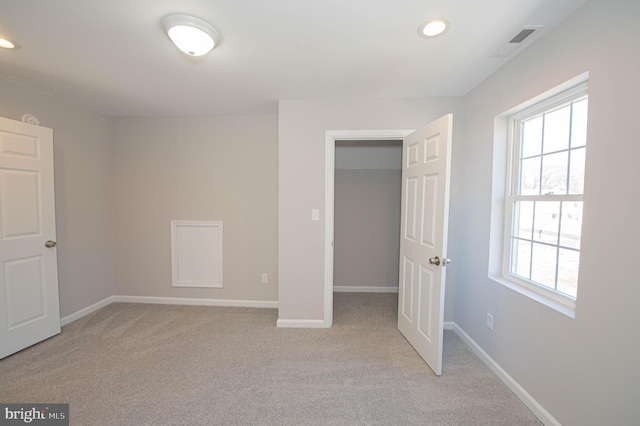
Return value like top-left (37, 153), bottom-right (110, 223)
top-left (334, 169), bottom-right (401, 290)
top-left (112, 114), bottom-right (278, 302)
top-left (455, 0), bottom-right (640, 424)
top-left (0, 78), bottom-right (115, 318)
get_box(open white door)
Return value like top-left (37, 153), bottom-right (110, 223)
top-left (0, 116), bottom-right (60, 359)
top-left (398, 114), bottom-right (453, 376)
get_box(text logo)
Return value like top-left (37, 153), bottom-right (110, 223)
top-left (0, 404), bottom-right (68, 425)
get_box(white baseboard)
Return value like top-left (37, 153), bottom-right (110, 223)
top-left (60, 296), bottom-right (115, 326)
top-left (60, 295), bottom-right (278, 326)
top-left (333, 286), bottom-right (399, 293)
top-left (449, 322), bottom-right (560, 426)
top-left (276, 319), bottom-right (331, 328)
top-left (113, 295), bottom-right (278, 309)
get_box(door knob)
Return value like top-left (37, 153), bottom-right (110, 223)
top-left (45, 240), bottom-right (57, 248)
top-left (429, 256), bottom-right (452, 267)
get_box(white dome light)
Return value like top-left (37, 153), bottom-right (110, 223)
top-left (418, 19), bottom-right (449, 38)
top-left (162, 15), bottom-right (219, 57)
top-left (0, 36), bottom-right (20, 50)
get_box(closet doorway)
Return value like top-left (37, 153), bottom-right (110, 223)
top-left (333, 140), bottom-right (403, 297)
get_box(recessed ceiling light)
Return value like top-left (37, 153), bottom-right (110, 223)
top-left (418, 18), bottom-right (449, 39)
top-left (162, 14), bottom-right (220, 57)
top-left (0, 36), bottom-right (20, 50)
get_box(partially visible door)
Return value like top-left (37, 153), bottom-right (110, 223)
top-left (398, 114), bottom-right (453, 376)
top-left (0, 116), bottom-right (60, 359)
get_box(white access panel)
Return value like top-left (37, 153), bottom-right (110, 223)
top-left (171, 220), bottom-right (223, 288)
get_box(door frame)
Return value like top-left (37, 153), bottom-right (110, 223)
top-left (324, 129), bottom-right (413, 326)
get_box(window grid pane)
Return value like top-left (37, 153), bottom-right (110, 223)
top-left (520, 157), bottom-right (541, 195)
top-left (511, 237), bottom-right (532, 280)
top-left (559, 201), bottom-right (583, 249)
top-left (568, 148), bottom-right (586, 194)
top-left (541, 151), bottom-right (568, 195)
top-left (513, 201), bottom-right (534, 239)
top-left (557, 248), bottom-right (580, 297)
top-left (531, 243), bottom-right (558, 290)
top-left (533, 201), bottom-right (560, 245)
top-left (571, 98), bottom-right (588, 148)
top-left (522, 115), bottom-right (543, 158)
top-left (542, 105), bottom-right (571, 154)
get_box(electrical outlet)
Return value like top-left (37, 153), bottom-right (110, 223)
top-left (486, 313), bottom-right (494, 331)
top-left (261, 273), bottom-right (269, 284)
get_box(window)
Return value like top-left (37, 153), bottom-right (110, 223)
top-left (502, 81), bottom-right (588, 310)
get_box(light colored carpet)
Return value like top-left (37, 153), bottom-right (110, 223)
top-left (0, 293), bottom-right (541, 425)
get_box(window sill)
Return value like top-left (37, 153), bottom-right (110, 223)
top-left (489, 274), bottom-right (576, 319)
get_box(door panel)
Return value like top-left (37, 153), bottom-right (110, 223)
top-left (398, 114), bottom-right (453, 376)
top-left (0, 117), bottom-right (60, 359)
top-left (418, 264), bottom-right (434, 341)
top-left (5, 256), bottom-right (46, 328)
top-left (0, 132), bottom-right (40, 158)
top-left (404, 177), bottom-right (418, 241)
top-left (1, 170), bottom-right (42, 238)
top-left (425, 135), bottom-right (440, 162)
top-left (421, 174), bottom-right (438, 247)
top-left (401, 256), bottom-right (415, 321)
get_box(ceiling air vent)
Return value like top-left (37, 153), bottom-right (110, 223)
top-left (509, 29), bottom-right (536, 44)
top-left (491, 25), bottom-right (546, 58)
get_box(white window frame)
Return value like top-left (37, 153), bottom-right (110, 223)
top-left (489, 74), bottom-right (589, 318)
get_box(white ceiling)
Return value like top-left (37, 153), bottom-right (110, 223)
top-left (0, 0), bottom-right (588, 117)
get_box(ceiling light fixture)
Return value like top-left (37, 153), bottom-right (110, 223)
top-left (0, 36), bottom-right (20, 50)
top-left (418, 18), bottom-right (449, 38)
top-left (162, 14), bottom-right (220, 57)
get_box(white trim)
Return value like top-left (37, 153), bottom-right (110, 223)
top-left (333, 286), bottom-right (398, 293)
top-left (443, 321), bottom-right (455, 330)
top-left (60, 295), bottom-right (278, 327)
top-left (449, 322), bottom-right (561, 426)
top-left (489, 275), bottom-right (576, 318)
top-left (276, 319), bottom-right (330, 328)
top-left (60, 296), bottom-right (116, 326)
top-left (324, 136), bottom-right (335, 328)
top-left (501, 72), bottom-right (589, 117)
top-left (508, 80), bottom-right (589, 121)
top-left (113, 295), bottom-right (278, 308)
top-left (325, 129), bottom-right (413, 329)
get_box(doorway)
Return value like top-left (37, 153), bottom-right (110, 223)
top-left (324, 130), bottom-right (412, 326)
top-left (333, 140), bottom-right (403, 294)
top-left (325, 116), bottom-right (453, 375)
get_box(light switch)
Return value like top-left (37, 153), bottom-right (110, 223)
top-left (312, 209), bottom-right (320, 221)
